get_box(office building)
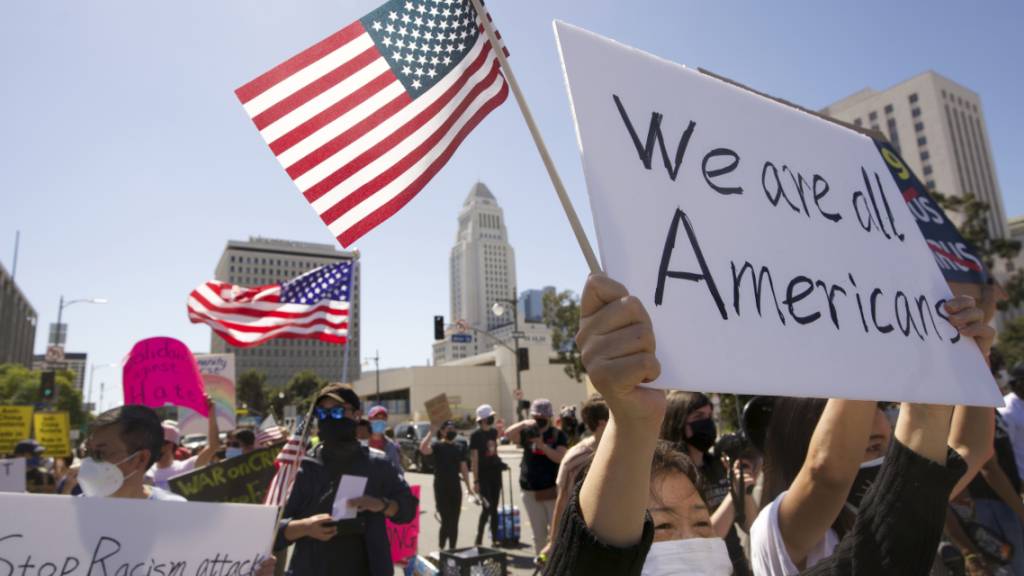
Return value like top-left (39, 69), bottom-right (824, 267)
top-left (33, 352), bottom-right (87, 391)
top-left (822, 71), bottom-right (1007, 239)
top-left (0, 262), bottom-right (37, 367)
top-left (209, 237), bottom-right (360, 389)
top-left (519, 287), bottom-right (555, 324)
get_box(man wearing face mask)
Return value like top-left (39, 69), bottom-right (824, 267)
top-left (225, 429), bottom-right (256, 460)
top-left (14, 439), bottom-right (56, 494)
top-left (470, 404), bottom-right (504, 546)
top-left (505, 398), bottom-right (569, 557)
top-left (366, 405), bottom-right (402, 472)
top-left (275, 384), bottom-right (417, 576)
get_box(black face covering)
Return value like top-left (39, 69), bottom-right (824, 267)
top-left (844, 457), bottom-right (883, 514)
top-left (319, 417), bottom-right (358, 445)
top-left (484, 416), bottom-right (495, 426)
top-left (445, 430), bottom-right (458, 441)
top-left (687, 418), bottom-right (717, 453)
top-left (534, 418), bottom-right (549, 429)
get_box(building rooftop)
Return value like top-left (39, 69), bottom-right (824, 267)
top-left (463, 181), bottom-right (495, 206)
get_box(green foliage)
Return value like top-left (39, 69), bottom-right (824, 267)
top-left (236, 370), bottom-right (269, 415)
top-left (996, 317), bottom-right (1024, 369)
top-left (0, 363), bottom-right (89, 428)
top-left (543, 289), bottom-right (585, 382)
top-left (285, 370), bottom-right (326, 412)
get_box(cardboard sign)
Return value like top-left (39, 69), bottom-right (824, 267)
top-left (424, 394), bottom-right (453, 427)
top-left (33, 412), bottom-right (71, 458)
top-left (555, 22), bottom-right (998, 406)
top-left (0, 492), bottom-right (275, 572)
top-left (168, 444), bottom-right (281, 504)
top-left (0, 458), bottom-right (26, 493)
top-left (0, 406), bottom-right (33, 455)
top-left (123, 337), bottom-right (209, 416)
top-left (179, 354), bottom-right (237, 435)
top-left (388, 484), bottom-right (421, 563)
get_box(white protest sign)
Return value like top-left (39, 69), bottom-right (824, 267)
top-left (331, 475), bottom-right (368, 520)
top-left (0, 492), bottom-right (276, 575)
top-left (0, 458), bottom-right (26, 493)
top-left (179, 353), bottom-right (237, 435)
top-left (555, 21), bottom-right (999, 406)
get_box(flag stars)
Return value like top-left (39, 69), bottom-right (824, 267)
top-left (411, 78), bottom-right (422, 89)
top-left (388, 10), bottom-right (398, 20)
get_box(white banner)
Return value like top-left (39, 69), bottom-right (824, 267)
top-left (0, 493), bottom-right (276, 574)
top-left (179, 353), bottom-right (237, 435)
top-left (0, 458), bottom-right (25, 493)
top-left (555, 21), bottom-right (998, 406)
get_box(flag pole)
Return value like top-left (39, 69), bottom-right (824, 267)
top-left (469, 0), bottom-right (601, 274)
top-left (340, 252), bottom-right (357, 384)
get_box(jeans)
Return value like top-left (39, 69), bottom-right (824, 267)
top-left (975, 498), bottom-right (1024, 575)
top-left (435, 480), bottom-right (462, 550)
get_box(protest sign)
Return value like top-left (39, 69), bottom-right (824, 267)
top-left (0, 458), bottom-right (26, 492)
top-left (33, 411), bottom-right (71, 457)
top-left (168, 444), bottom-right (280, 504)
top-left (555, 22), bottom-right (998, 406)
top-left (0, 492), bottom-right (275, 574)
top-left (123, 337), bottom-right (209, 416)
top-left (424, 394), bottom-right (453, 427)
top-left (387, 484), bottom-right (421, 563)
top-left (0, 406), bottom-right (33, 455)
top-left (179, 354), bottom-right (237, 435)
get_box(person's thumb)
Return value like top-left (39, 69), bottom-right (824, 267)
top-left (579, 273), bottom-right (628, 318)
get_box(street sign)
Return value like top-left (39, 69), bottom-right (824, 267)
top-left (44, 345), bottom-right (64, 363)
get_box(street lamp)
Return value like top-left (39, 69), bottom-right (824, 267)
top-left (53, 295), bottom-right (108, 347)
top-left (87, 363), bottom-right (118, 414)
top-left (491, 290), bottom-right (523, 394)
top-left (363, 351), bottom-right (381, 408)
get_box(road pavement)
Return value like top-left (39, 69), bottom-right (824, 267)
top-left (395, 445), bottom-right (541, 575)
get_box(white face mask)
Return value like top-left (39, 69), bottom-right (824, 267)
top-left (225, 447), bottom-right (243, 459)
top-left (642, 538), bottom-right (732, 576)
top-left (77, 451), bottom-right (140, 498)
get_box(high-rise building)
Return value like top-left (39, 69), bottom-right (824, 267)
top-left (822, 71), bottom-right (1007, 239)
top-left (435, 183), bottom-right (518, 363)
top-left (0, 262), bottom-right (37, 367)
top-left (33, 352), bottom-right (87, 391)
top-left (209, 237), bottom-right (360, 389)
top-left (519, 287), bottom-right (555, 324)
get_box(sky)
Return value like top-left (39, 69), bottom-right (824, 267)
top-left (2, 1), bottom-right (1021, 412)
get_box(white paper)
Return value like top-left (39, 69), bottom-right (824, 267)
top-left (0, 458), bottom-right (26, 493)
top-left (555, 21), bottom-right (999, 406)
top-left (331, 475), bottom-right (369, 520)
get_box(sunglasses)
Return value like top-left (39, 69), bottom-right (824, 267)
top-left (315, 406), bottom-right (347, 421)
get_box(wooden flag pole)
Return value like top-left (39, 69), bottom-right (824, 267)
top-left (468, 0), bottom-right (601, 274)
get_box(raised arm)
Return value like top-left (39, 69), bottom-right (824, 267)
top-left (195, 395), bottom-right (221, 468)
top-left (419, 425), bottom-right (436, 455)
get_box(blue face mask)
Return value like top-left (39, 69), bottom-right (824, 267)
top-left (225, 447), bottom-right (243, 459)
top-left (371, 420), bottom-right (388, 435)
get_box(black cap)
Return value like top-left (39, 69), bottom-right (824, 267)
top-left (14, 439), bottom-right (44, 455)
top-left (315, 383), bottom-right (361, 411)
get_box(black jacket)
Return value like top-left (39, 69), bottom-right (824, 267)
top-left (275, 444), bottom-right (417, 576)
top-left (543, 438), bottom-right (966, 575)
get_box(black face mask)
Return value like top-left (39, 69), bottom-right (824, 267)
top-left (845, 457), bottom-right (883, 514)
top-left (534, 418), bottom-right (549, 429)
top-left (445, 430), bottom-right (458, 441)
top-left (687, 418), bottom-right (717, 453)
top-left (484, 416), bottom-right (495, 426)
top-left (319, 417), bottom-right (358, 446)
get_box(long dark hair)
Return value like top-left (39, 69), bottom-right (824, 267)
top-left (659, 391), bottom-right (711, 452)
top-left (761, 397), bottom-right (855, 538)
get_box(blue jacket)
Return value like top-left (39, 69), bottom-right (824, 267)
top-left (275, 444), bottom-right (417, 576)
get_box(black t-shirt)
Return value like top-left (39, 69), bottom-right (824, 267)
top-left (431, 441), bottom-right (465, 486)
top-left (701, 455), bottom-right (731, 512)
top-left (970, 411), bottom-right (1022, 501)
top-left (470, 428), bottom-right (502, 476)
top-left (519, 426), bottom-right (568, 491)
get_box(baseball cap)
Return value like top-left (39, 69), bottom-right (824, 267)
top-left (14, 439), bottom-right (44, 455)
top-left (315, 383), bottom-right (361, 411)
top-left (476, 404), bottom-right (495, 421)
top-left (161, 421), bottom-right (181, 445)
top-left (530, 399), bottom-right (554, 418)
top-left (367, 406), bottom-right (388, 420)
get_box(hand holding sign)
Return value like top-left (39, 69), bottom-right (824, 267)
top-left (123, 337), bottom-right (208, 416)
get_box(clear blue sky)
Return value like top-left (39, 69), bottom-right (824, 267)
top-left (2, 1), bottom-right (1021, 411)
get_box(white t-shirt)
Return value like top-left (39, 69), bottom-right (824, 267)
top-left (999, 393), bottom-right (1024, 480)
top-left (750, 490), bottom-right (839, 575)
top-left (145, 456), bottom-right (198, 490)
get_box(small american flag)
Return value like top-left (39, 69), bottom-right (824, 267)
top-left (264, 417), bottom-right (309, 507)
top-left (234, 0), bottom-right (509, 248)
top-left (256, 415), bottom-right (288, 446)
top-left (187, 261), bottom-right (354, 347)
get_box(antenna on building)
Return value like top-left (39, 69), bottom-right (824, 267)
top-left (11, 230), bottom-right (19, 281)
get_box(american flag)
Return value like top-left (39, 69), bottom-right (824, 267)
top-left (256, 415), bottom-right (288, 446)
top-left (235, 0), bottom-right (509, 248)
top-left (187, 261), bottom-right (354, 347)
top-left (264, 417), bottom-right (309, 507)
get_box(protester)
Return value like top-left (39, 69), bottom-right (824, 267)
top-left (420, 419), bottom-right (474, 550)
top-left (660, 391), bottom-right (754, 575)
top-left (14, 439), bottom-right (55, 494)
top-left (998, 362), bottom-right (1024, 480)
top-left (505, 398), bottom-right (569, 557)
top-left (356, 418), bottom-right (372, 446)
top-left (558, 405), bottom-right (582, 446)
top-left (540, 394), bottom-right (609, 562)
top-left (146, 396), bottom-right (220, 490)
top-left (275, 383), bottom-right (417, 576)
top-left (367, 405), bottom-right (403, 472)
top-left (542, 273), bottom-right (988, 576)
top-left (470, 403), bottom-right (504, 546)
top-left (226, 429), bottom-right (256, 459)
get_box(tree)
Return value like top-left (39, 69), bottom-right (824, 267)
top-left (543, 289), bottom-right (585, 382)
top-left (998, 317), bottom-right (1024, 369)
top-left (236, 370), bottom-right (269, 415)
top-left (0, 363), bottom-right (89, 428)
top-left (286, 370), bottom-right (326, 412)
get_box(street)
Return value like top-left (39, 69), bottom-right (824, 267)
top-left (396, 445), bottom-right (540, 575)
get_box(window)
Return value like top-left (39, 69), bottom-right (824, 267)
top-left (917, 136), bottom-right (927, 146)
top-left (909, 93), bottom-right (919, 104)
top-left (923, 165), bottom-right (933, 176)
top-left (915, 122), bottom-right (924, 132)
top-left (920, 151), bottom-right (930, 161)
top-left (884, 104), bottom-right (894, 114)
top-left (926, 180), bottom-right (936, 189)
top-left (911, 107), bottom-right (921, 118)
top-left (868, 111), bottom-right (878, 121)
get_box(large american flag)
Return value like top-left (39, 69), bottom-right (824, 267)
top-left (235, 0), bottom-right (509, 247)
top-left (187, 261), bottom-right (353, 347)
top-left (264, 417), bottom-right (309, 508)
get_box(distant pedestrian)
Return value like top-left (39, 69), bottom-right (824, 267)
top-left (470, 404), bottom-right (504, 546)
top-left (420, 420), bottom-right (474, 550)
top-left (367, 405), bottom-right (403, 472)
top-left (14, 439), bottom-right (54, 494)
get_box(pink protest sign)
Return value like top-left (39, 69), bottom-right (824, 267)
top-left (387, 484), bottom-right (420, 563)
top-left (123, 337), bottom-right (208, 416)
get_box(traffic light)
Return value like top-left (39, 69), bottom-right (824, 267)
top-left (433, 315), bottom-right (444, 341)
top-left (517, 347), bottom-right (530, 371)
top-left (40, 371), bottom-right (57, 403)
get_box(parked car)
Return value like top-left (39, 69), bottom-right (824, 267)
top-left (395, 421), bottom-right (469, 473)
